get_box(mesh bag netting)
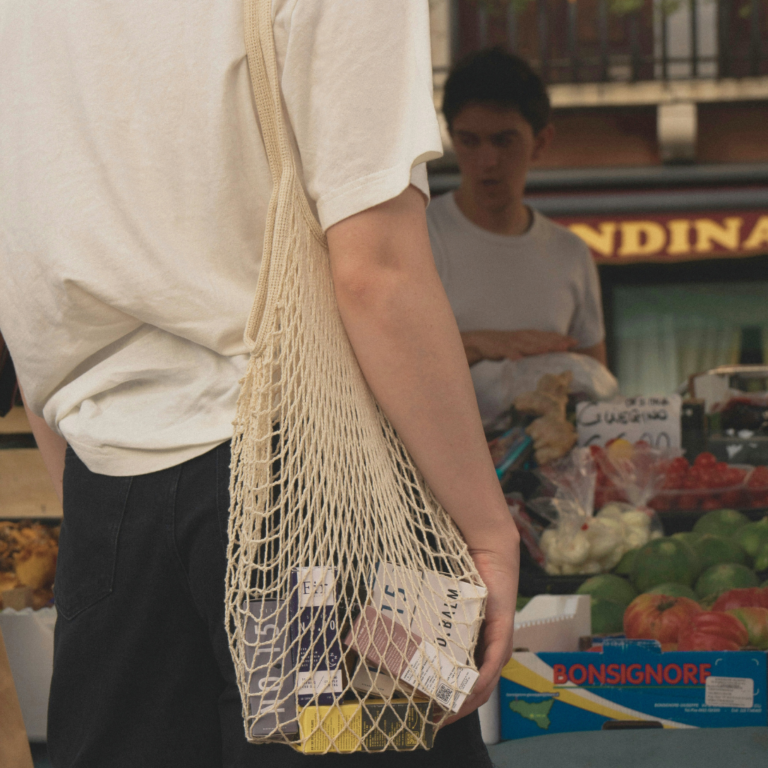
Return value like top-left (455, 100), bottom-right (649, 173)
top-left (225, 0), bottom-right (487, 753)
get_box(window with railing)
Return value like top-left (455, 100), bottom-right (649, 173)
top-left (451, 0), bottom-right (768, 83)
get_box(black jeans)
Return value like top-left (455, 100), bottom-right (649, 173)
top-left (49, 442), bottom-right (493, 767)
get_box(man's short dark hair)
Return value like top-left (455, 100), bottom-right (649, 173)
top-left (442, 48), bottom-right (551, 135)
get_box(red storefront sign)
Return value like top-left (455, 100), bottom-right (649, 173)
top-left (552, 210), bottom-right (768, 264)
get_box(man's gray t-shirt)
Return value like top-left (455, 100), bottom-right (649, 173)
top-left (427, 192), bottom-right (605, 349)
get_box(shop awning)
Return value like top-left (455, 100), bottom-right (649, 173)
top-left (429, 163), bottom-right (768, 264)
top-left (551, 210), bottom-right (768, 264)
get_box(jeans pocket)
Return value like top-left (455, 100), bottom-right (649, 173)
top-left (55, 447), bottom-right (132, 620)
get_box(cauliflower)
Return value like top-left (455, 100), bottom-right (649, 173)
top-left (585, 517), bottom-right (623, 559)
top-left (558, 530), bottom-right (591, 565)
top-left (621, 509), bottom-right (651, 530)
top-left (596, 503), bottom-right (625, 521)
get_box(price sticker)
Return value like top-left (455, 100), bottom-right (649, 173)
top-left (705, 676), bottom-right (754, 709)
top-left (576, 395), bottom-right (682, 449)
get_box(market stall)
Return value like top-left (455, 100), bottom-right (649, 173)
top-left (443, 162), bottom-right (768, 744)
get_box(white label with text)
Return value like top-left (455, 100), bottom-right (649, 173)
top-left (576, 395), bottom-right (681, 449)
top-left (705, 676), bottom-right (754, 709)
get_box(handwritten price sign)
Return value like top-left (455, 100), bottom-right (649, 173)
top-left (576, 395), bottom-right (682, 448)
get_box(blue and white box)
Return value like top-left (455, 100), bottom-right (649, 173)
top-left (290, 566), bottom-right (343, 706)
top-left (500, 639), bottom-right (767, 740)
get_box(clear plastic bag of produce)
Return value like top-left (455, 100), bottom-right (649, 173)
top-left (594, 441), bottom-right (680, 510)
top-left (529, 447), bottom-right (664, 576)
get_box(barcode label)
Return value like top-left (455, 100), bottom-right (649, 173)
top-left (435, 683), bottom-right (453, 707)
top-left (402, 640), bottom-right (479, 713)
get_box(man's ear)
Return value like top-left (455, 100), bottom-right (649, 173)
top-left (531, 124), bottom-right (555, 162)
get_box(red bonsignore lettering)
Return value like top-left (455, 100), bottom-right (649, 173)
top-left (552, 663), bottom-right (711, 686)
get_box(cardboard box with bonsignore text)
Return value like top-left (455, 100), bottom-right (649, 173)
top-left (500, 638), bottom-right (767, 740)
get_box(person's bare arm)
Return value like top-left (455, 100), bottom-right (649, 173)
top-left (20, 388), bottom-right (66, 504)
top-left (577, 340), bottom-right (608, 367)
top-left (462, 329), bottom-right (578, 366)
top-left (326, 185), bottom-right (519, 720)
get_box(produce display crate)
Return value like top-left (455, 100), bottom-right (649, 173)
top-left (516, 504), bottom-right (768, 597)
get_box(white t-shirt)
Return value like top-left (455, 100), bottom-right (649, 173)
top-left (427, 192), bottom-right (604, 348)
top-left (0, 0), bottom-right (442, 475)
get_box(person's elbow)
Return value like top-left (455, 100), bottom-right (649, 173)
top-left (329, 241), bottom-right (410, 321)
top-left (327, 187), bottom-right (433, 317)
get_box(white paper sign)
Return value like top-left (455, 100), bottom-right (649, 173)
top-left (576, 395), bottom-right (682, 449)
top-left (705, 676), bottom-right (754, 709)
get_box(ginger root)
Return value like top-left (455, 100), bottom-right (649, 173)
top-left (526, 413), bottom-right (577, 465)
top-left (514, 371), bottom-right (572, 420)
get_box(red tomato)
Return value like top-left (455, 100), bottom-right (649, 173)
top-left (677, 611), bottom-right (749, 651)
top-left (661, 475), bottom-right (683, 490)
top-left (677, 632), bottom-right (741, 652)
top-left (660, 642), bottom-right (678, 652)
top-left (748, 467), bottom-right (768, 490)
top-left (623, 594), bottom-right (702, 644)
top-left (669, 457), bottom-right (690, 474)
top-left (694, 452), bottom-right (717, 468)
top-left (708, 466), bottom-right (730, 490)
top-left (753, 474), bottom-right (766, 485)
top-left (712, 587), bottom-right (768, 612)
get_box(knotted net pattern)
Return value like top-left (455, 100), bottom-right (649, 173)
top-left (225, 0), bottom-right (487, 753)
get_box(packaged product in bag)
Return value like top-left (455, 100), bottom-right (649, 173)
top-left (346, 563), bottom-right (485, 714)
top-left (594, 440), bottom-right (680, 519)
top-left (529, 447), bottom-right (665, 575)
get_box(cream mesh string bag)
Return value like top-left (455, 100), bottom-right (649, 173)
top-left (226, 0), bottom-right (488, 754)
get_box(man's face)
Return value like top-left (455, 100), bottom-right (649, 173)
top-left (450, 103), bottom-right (551, 212)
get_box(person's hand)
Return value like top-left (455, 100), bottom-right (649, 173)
top-left (462, 329), bottom-right (577, 365)
top-left (442, 522), bottom-right (520, 725)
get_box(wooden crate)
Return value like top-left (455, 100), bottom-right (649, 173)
top-left (0, 408), bottom-right (61, 519)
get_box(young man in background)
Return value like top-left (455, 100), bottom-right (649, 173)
top-left (428, 49), bottom-right (607, 370)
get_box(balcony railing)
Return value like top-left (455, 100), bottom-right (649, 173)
top-left (448, 0), bottom-right (768, 84)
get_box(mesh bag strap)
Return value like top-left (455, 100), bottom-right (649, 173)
top-left (242, 0), bottom-right (323, 353)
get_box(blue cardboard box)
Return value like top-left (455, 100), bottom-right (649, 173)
top-left (500, 639), bottom-right (767, 740)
